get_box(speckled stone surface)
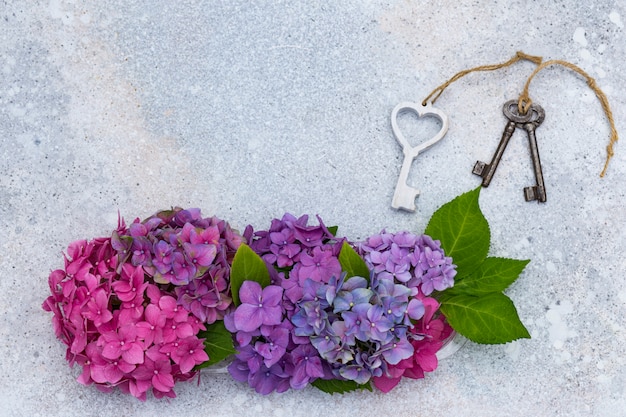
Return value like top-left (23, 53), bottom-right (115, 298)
top-left (1, 1), bottom-right (625, 416)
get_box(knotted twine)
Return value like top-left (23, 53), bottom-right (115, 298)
top-left (421, 51), bottom-right (618, 177)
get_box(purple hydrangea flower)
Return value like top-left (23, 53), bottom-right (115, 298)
top-left (291, 344), bottom-right (325, 389)
top-left (290, 300), bottom-right (329, 337)
top-left (269, 228), bottom-right (301, 268)
top-left (292, 217), bottom-right (327, 247)
top-left (249, 363), bottom-right (291, 394)
top-left (363, 305), bottom-right (394, 343)
top-left (131, 237), bottom-right (153, 266)
top-left (255, 324), bottom-right (290, 367)
top-left (338, 351), bottom-right (383, 385)
top-left (310, 331), bottom-right (341, 356)
top-left (331, 277), bottom-right (373, 313)
top-left (380, 337), bottom-right (414, 365)
top-left (152, 241), bottom-right (174, 274)
top-left (183, 242), bottom-right (217, 267)
top-left (294, 246), bottom-right (341, 284)
top-left (233, 281), bottom-right (284, 332)
top-left (361, 231), bottom-right (457, 296)
top-left (341, 303), bottom-right (372, 342)
top-left (225, 214), bottom-right (456, 393)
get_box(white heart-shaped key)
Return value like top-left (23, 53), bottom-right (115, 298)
top-left (390, 101), bottom-right (449, 212)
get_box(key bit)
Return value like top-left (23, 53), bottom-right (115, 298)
top-left (392, 154), bottom-right (421, 211)
top-left (392, 138), bottom-right (422, 211)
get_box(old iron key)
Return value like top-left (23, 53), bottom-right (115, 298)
top-left (391, 102), bottom-right (449, 211)
top-left (473, 100), bottom-right (533, 187)
top-left (519, 103), bottom-right (546, 202)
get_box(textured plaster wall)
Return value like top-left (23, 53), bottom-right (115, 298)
top-left (1, 1), bottom-right (625, 416)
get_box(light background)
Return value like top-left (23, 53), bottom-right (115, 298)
top-left (1, 1), bottom-right (625, 416)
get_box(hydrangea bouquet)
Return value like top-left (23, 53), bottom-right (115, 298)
top-left (44, 188), bottom-right (531, 399)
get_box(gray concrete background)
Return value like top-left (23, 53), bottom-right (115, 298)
top-left (1, 1), bottom-right (625, 416)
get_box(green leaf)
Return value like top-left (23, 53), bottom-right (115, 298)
top-left (440, 293), bottom-right (530, 344)
top-left (338, 241), bottom-right (370, 282)
top-left (425, 187), bottom-right (490, 276)
top-left (230, 243), bottom-right (271, 306)
top-left (194, 321), bottom-right (237, 370)
top-left (450, 257), bottom-right (530, 295)
top-left (311, 378), bottom-right (373, 394)
top-left (327, 225), bottom-right (338, 237)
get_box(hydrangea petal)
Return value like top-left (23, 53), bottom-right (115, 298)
top-left (238, 281), bottom-right (262, 305)
top-left (233, 304), bottom-right (265, 332)
top-left (260, 285), bottom-right (284, 306)
top-left (122, 343), bottom-right (145, 365)
top-left (372, 375), bottom-right (402, 393)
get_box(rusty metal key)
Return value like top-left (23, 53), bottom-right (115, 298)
top-left (519, 103), bottom-right (546, 202)
top-left (473, 100), bottom-right (533, 187)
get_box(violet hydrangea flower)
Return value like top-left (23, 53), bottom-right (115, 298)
top-left (360, 231), bottom-right (457, 296)
top-left (113, 208), bottom-right (242, 324)
top-left (226, 213), bottom-right (348, 394)
top-left (290, 274), bottom-right (420, 385)
top-left (227, 215), bottom-right (457, 394)
top-left (233, 281), bottom-right (284, 332)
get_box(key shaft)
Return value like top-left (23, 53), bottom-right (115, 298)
top-left (392, 153), bottom-right (420, 211)
top-left (473, 120), bottom-right (516, 187)
top-left (522, 121), bottom-right (547, 202)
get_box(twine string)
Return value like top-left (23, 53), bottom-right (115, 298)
top-left (421, 51), bottom-right (543, 106)
top-left (422, 51), bottom-right (618, 177)
top-left (518, 60), bottom-right (618, 177)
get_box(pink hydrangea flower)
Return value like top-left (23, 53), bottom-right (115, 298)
top-left (43, 208), bottom-right (241, 400)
